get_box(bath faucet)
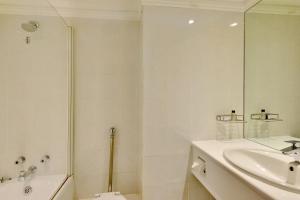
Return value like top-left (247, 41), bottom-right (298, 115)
top-left (0, 176), bottom-right (11, 183)
top-left (18, 165), bottom-right (37, 181)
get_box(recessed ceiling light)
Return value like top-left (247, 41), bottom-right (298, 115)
top-left (188, 19), bottom-right (195, 25)
top-left (229, 22), bottom-right (238, 27)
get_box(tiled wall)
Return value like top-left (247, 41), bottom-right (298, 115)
top-left (142, 6), bottom-right (244, 200)
top-left (71, 18), bottom-right (142, 199)
top-left (0, 14), bottom-right (69, 178)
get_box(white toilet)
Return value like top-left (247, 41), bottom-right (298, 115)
top-left (94, 192), bottom-right (127, 200)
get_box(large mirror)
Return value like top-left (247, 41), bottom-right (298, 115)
top-left (0, 0), bottom-right (72, 198)
top-left (245, 0), bottom-right (300, 150)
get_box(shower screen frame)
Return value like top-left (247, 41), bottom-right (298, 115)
top-left (67, 26), bottom-right (74, 177)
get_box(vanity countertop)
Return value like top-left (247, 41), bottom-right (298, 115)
top-left (192, 139), bottom-right (300, 200)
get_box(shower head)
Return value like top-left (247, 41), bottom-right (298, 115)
top-left (21, 21), bottom-right (39, 32)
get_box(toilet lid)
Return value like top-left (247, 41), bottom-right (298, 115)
top-left (95, 192), bottom-right (126, 200)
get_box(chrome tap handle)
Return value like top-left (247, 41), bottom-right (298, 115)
top-left (40, 155), bottom-right (50, 163)
top-left (15, 156), bottom-right (26, 165)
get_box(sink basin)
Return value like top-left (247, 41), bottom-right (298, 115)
top-left (223, 148), bottom-right (300, 193)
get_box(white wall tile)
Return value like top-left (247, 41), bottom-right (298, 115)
top-left (71, 18), bottom-right (141, 199)
top-left (0, 14), bottom-right (69, 177)
top-left (142, 6), bottom-right (244, 200)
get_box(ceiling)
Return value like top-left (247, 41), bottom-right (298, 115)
top-left (47, 0), bottom-right (260, 11)
top-left (0, 0), bottom-right (262, 20)
top-left (261, 0), bottom-right (300, 6)
top-left (49, 0), bottom-right (141, 12)
top-left (248, 0), bottom-right (300, 15)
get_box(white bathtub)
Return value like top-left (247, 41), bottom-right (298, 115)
top-left (81, 194), bottom-right (139, 200)
top-left (0, 174), bottom-right (69, 200)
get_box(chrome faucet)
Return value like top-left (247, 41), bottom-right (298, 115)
top-left (18, 165), bottom-right (37, 181)
top-left (0, 176), bottom-right (12, 183)
top-left (282, 141), bottom-right (300, 162)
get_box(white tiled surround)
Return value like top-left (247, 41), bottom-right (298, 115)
top-left (0, 14), bottom-right (69, 178)
top-left (0, 5), bottom-right (246, 200)
top-left (71, 18), bottom-right (142, 199)
top-left (142, 6), bottom-right (244, 200)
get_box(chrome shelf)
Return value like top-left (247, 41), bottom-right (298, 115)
top-left (250, 109), bottom-right (283, 122)
top-left (216, 110), bottom-right (246, 123)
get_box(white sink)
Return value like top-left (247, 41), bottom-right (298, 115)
top-left (223, 148), bottom-right (300, 193)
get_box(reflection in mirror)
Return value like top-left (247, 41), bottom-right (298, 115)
top-left (245, 0), bottom-right (300, 151)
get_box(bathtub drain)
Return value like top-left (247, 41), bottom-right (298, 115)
top-left (24, 185), bottom-right (33, 195)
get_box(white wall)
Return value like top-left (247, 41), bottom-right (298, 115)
top-left (0, 14), bottom-right (69, 177)
top-left (142, 6), bottom-right (244, 200)
top-left (245, 13), bottom-right (300, 138)
top-left (0, 6), bottom-right (246, 200)
top-left (70, 18), bottom-right (142, 199)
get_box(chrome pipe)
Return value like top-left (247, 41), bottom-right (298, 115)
top-left (108, 127), bottom-right (116, 192)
